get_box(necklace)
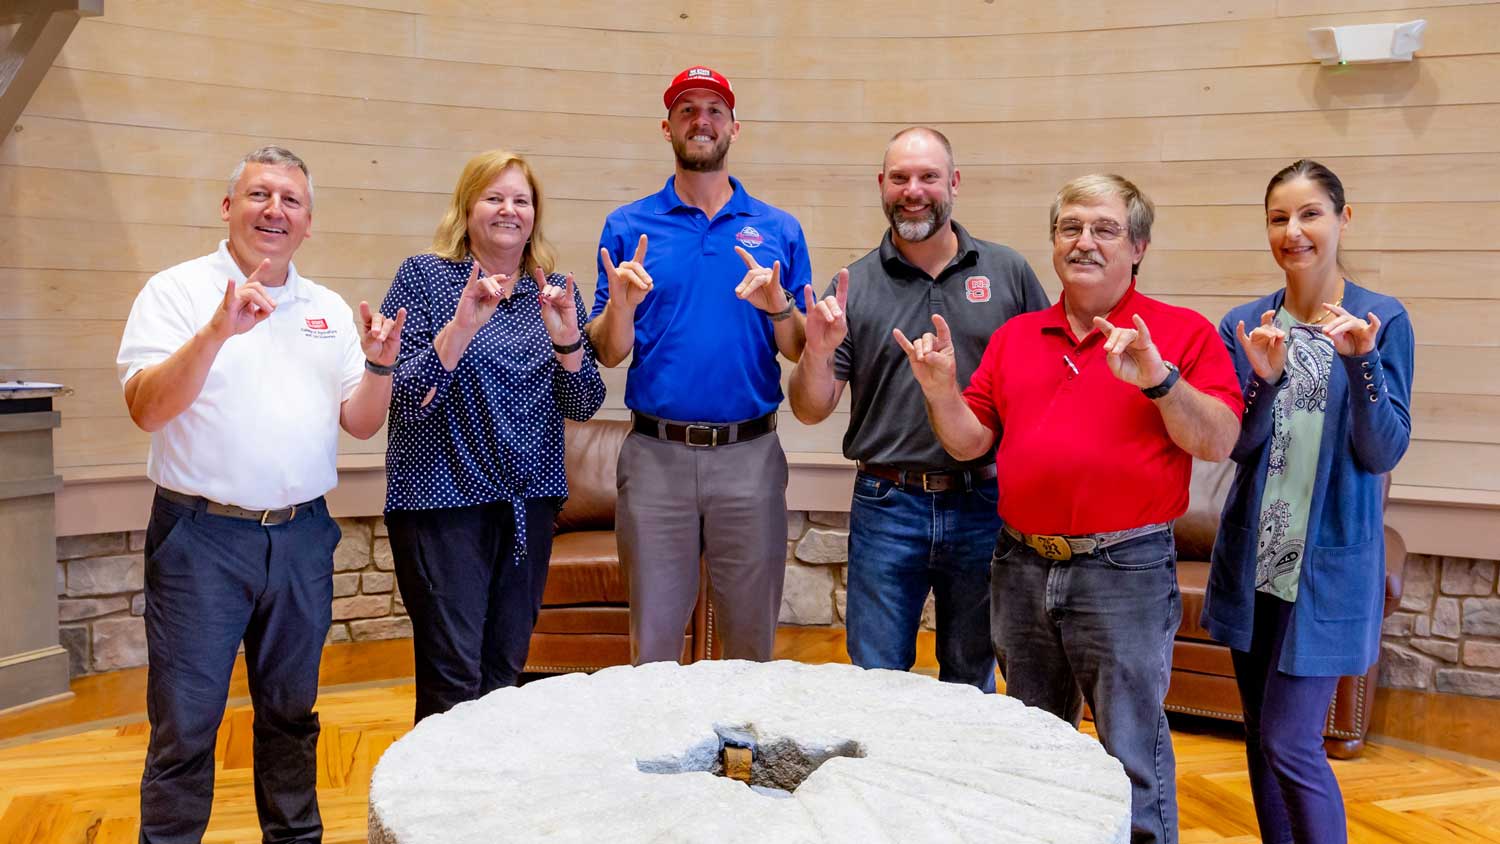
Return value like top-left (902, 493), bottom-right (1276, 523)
top-left (1307, 294), bottom-right (1343, 325)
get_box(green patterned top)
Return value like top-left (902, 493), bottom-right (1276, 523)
top-left (1255, 308), bottom-right (1335, 602)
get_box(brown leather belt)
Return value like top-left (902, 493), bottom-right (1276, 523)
top-left (156, 487), bottom-right (318, 527)
top-left (632, 411), bottom-right (777, 448)
top-left (857, 462), bottom-right (997, 494)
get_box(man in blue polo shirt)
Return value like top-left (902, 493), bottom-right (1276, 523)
top-left (588, 65), bottom-right (811, 663)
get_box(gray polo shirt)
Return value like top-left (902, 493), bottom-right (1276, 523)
top-left (831, 221), bottom-right (1048, 470)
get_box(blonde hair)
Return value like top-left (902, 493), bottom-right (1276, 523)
top-left (1049, 173), bottom-right (1155, 245)
top-left (431, 150), bottom-right (556, 274)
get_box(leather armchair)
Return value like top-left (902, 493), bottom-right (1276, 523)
top-left (1168, 459), bottom-right (1407, 758)
top-left (523, 418), bottom-right (714, 674)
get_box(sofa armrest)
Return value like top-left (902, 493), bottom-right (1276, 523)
top-left (1383, 523), bottom-right (1408, 619)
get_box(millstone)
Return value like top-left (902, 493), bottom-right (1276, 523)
top-left (369, 660), bottom-right (1130, 843)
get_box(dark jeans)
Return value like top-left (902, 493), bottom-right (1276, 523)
top-left (992, 527), bottom-right (1181, 844)
top-left (140, 491), bottom-right (339, 844)
top-left (1232, 592), bottom-right (1345, 844)
top-left (385, 497), bottom-right (557, 723)
top-left (846, 471), bottom-right (999, 691)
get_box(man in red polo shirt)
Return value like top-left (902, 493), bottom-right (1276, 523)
top-left (896, 174), bottom-right (1242, 844)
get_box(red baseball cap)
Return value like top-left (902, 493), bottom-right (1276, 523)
top-left (663, 66), bottom-right (735, 112)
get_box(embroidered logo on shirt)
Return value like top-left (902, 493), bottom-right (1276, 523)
top-left (735, 226), bottom-right (764, 248)
top-left (965, 276), bottom-right (991, 303)
top-left (301, 317), bottom-right (337, 339)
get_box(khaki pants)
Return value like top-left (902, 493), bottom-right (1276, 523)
top-left (616, 429), bottom-right (789, 663)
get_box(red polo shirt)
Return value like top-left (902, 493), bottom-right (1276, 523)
top-left (963, 282), bottom-right (1242, 536)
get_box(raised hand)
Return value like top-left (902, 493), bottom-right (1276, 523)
top-left (536, 266), bottom-right (581, 346)
top-left (453, 261), bottom-right (509, 334)
top-left (1095, 313), bottom-right (1168, 389)
top-left (734, 246), bottom-right (788, 315)
top-left (804, 269), bottom-right (849, 358)
top-left (892, 314), bottom-right (957, 397)
top-left (359, 302), bottom-right (407, 367)
top-left (601, 234), bottom-right (652, 309)
top-left (1236, 309), bottom-right (1287, 382)
top-left (1321, 302), bottom-right (1381, 357)
top-left (208, 258), bottom-right (278, 339)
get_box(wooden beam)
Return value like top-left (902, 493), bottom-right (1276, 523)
top-left (0, 0), bottom-right (101, 141)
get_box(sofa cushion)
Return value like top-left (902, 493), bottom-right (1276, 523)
top-left (1176, 560), bottom-right (1215, 642)
top-left (555, 419), bottom-right (632, 533)
top-left (545, 530), bottom-right (628, 604)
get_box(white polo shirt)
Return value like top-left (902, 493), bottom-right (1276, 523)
top-left (118, 240), bottom-right (365, 509)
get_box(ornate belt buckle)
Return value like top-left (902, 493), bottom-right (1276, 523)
top-left (1030, 533), bottom-right (1073, 561)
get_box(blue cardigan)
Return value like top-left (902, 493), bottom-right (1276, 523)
top-left (1202, 281), bottom-right (1414, 676)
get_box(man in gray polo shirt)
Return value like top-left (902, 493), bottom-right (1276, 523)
top-left (789, 126), bottom-right (1048, 689)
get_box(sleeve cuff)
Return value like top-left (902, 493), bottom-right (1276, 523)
top-left (1340, 348), bottom-right (1386, 405)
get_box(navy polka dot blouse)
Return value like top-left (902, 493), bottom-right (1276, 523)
top-left (380, 253), bottom-right (606, 514)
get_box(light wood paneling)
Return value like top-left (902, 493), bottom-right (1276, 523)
top-left (3, 0), bottom-right (1496, 515)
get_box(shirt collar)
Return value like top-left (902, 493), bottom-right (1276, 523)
top-left (652, 175), bottom-right (753, 217)
top-left (877, 220), bottom-right (980, 280)
top-left (210, 240), bottom-right (308, 300)
top-left (1041, 278), bottom-right (1143, 345)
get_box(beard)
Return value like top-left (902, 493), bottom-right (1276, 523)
top-left (884, 194), bottom-right (953, 242)
top-left (672, 132), bottom-right (732, 173)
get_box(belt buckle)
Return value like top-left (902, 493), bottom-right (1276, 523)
top-left (261, 504), bottom-right (296, 526)
top-left (921, 471), bottom-right (938, 493)
top-left (684, 424), bottom-right (718, 447)
top-left (1028, 533), bottom-right (1073, 561)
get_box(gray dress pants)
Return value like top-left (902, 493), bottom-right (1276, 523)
top-left (616, 429), bottom-right (789, 663)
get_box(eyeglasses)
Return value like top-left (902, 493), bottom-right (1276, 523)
top-left (1054, 218), bottom-right (1126, 243)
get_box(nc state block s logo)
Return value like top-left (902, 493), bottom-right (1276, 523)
top-left (964, 276), bottom-right (991, 303)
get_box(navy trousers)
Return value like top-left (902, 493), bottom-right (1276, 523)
top-left (1232, 593), bottom-right (1346, 844)
top-left (385, 497), bottom-right (557, 723)
top-left (139, 491), bottom-right (339, 844)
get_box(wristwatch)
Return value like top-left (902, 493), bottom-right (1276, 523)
top-left (1142, 361), bottom-right (1180, 399)
top-left (768, 288), bottom-right (797, 322)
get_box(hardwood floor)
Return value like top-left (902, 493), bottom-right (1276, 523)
top-left (2, 630), bottom-right (1498, 843)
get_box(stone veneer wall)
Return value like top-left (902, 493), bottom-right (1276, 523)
top-left (66, 514), bottom-right (1500, 695)
top-left (54, 511), bottom-right (875, 678)
top-left (55, 517), bottom-right (409, 678)
top-left (1379, 555), bottom-right (1500, 698)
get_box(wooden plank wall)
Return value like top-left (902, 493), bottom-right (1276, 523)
top-left (1, 0), bottom-right (1496, 506)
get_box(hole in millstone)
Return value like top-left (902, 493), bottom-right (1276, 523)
top-left (636, 723), bottom-right (866, 798)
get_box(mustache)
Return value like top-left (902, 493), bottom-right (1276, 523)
top-left (1066, 249), bottom-right (1105, 264)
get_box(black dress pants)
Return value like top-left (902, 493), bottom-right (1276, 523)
top-left (385, 497), bottom-right (557, 723)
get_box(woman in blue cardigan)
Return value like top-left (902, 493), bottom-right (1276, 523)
top-left (1204, 160), bottom-right (1414, 844)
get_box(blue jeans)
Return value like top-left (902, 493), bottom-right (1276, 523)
top-left (846, 471), bottom-right (999, 691)
top-left (1232, 592), bottom-right (1345, 844)
top-left (991, 527), bottom-right (1182, 844)
top-left (140, 491), bottom-right (339, 844)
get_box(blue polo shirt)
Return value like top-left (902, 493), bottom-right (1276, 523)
top-left (591, 176), bottom-right (812, 423)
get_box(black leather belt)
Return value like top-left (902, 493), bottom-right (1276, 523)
top-left (631, 411), bottom-right (777, 448)
top-left (858, 462), bottom-right (997, 494)
top-left (156, 487), bottom-right (318, 526)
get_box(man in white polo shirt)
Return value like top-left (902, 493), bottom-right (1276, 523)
top-left (117, 146), bottom-right (405, 844)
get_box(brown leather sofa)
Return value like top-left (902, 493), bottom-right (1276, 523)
top-left (523, 418), bottom-right (714, 674)
top-left (1169, 459), bottom-right (1407, 758)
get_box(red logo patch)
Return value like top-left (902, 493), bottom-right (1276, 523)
top-left (305, 318), bottom-right (328, 330)
top-left (965, 276), bottom-right (991, 303)
top-left (735, 226), bottom-right (764, 248)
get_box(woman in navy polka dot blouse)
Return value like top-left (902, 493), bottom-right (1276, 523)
top-left (379, 150), bottom-right (606, 723)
